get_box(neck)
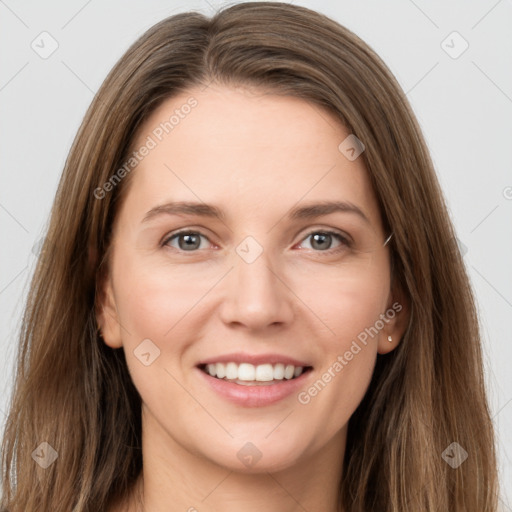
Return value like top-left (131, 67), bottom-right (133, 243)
top-left (118, 406), bottom-right (347, 512)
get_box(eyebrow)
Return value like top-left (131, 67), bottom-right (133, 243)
top-left (141, 200), bottom-right (371, 225)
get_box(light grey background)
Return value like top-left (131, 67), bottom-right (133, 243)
top-left (1, 0), bottom-right (511, 506)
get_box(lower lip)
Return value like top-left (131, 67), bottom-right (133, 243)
top-left (196, 367), bottom-right (313, 407)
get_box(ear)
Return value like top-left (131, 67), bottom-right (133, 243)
top-left (95, 271), bottom-right (123, 349)
top-left (377, 279), bottom-right (410, 355)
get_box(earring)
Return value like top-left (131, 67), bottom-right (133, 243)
top-left (387, 335), bottom-right (392, 342)
top-left (97, 326), bottom-right (103, 339)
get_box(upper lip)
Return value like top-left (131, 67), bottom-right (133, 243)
top-left (197, 352), bottom-right (313, 368)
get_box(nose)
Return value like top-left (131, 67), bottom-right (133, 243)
top-left (219, 249), bottom-right (295, 331)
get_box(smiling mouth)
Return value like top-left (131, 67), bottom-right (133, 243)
top-left (198, 362), bottom-right (313, 386)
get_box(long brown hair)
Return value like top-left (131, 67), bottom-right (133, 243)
top-left (0, 3), bottom-right (499, 510)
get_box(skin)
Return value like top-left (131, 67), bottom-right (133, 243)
top-left (99, 84), bottom-right (409, 512)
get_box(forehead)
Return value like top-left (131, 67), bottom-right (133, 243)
top-left (123, 85), bottom-right (383, 232)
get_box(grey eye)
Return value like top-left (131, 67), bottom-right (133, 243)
top-left (301, 231), bottom-right (347, 251)
top-left (165, 232), bottom-right (208, 251)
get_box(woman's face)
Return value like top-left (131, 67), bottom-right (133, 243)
top-left (99, 84), bottom-right (407, 473)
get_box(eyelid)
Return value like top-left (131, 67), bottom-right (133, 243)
top-left (161, 228), bottom-right (217, 249)
top-left (295, 226), bottom-right (352, 246)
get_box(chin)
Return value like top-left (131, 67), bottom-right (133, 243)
top-left (201, 435), bottom-right (309, 474)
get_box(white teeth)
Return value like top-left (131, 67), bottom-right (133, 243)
top-left (225, 362), bottom-right (238, 380)
top-left (255, 364), bottom-right (274, 381)
top-left (273, 363), bottom-right (285, 380)
top-left (215, 363), bottom-right (226, 379)
top-left (204, 362), bottom-right (307, 382)
top-left (238, 363), bottom-right (255, 381)
top-left (284, 364), bottom-right (295, 380)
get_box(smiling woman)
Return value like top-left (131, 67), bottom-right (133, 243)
top-left (0, 2), bottom-right (499, 512)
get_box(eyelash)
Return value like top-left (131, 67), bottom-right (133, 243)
top-left (161, 229), bottom-right (352, 255)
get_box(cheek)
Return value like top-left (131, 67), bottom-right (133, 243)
top-left (329, 287), bottom-right (386, 346)
top-left (112, 250), bottom-right (218, 340)
top-left (110, 256), bottom-right (209, 402)
top-left (299, 262), bottom-right (389, 346)
top-left (114, 275), bottom-right (174, 341)
top-left (293, 270), bottom-right (387, 427)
